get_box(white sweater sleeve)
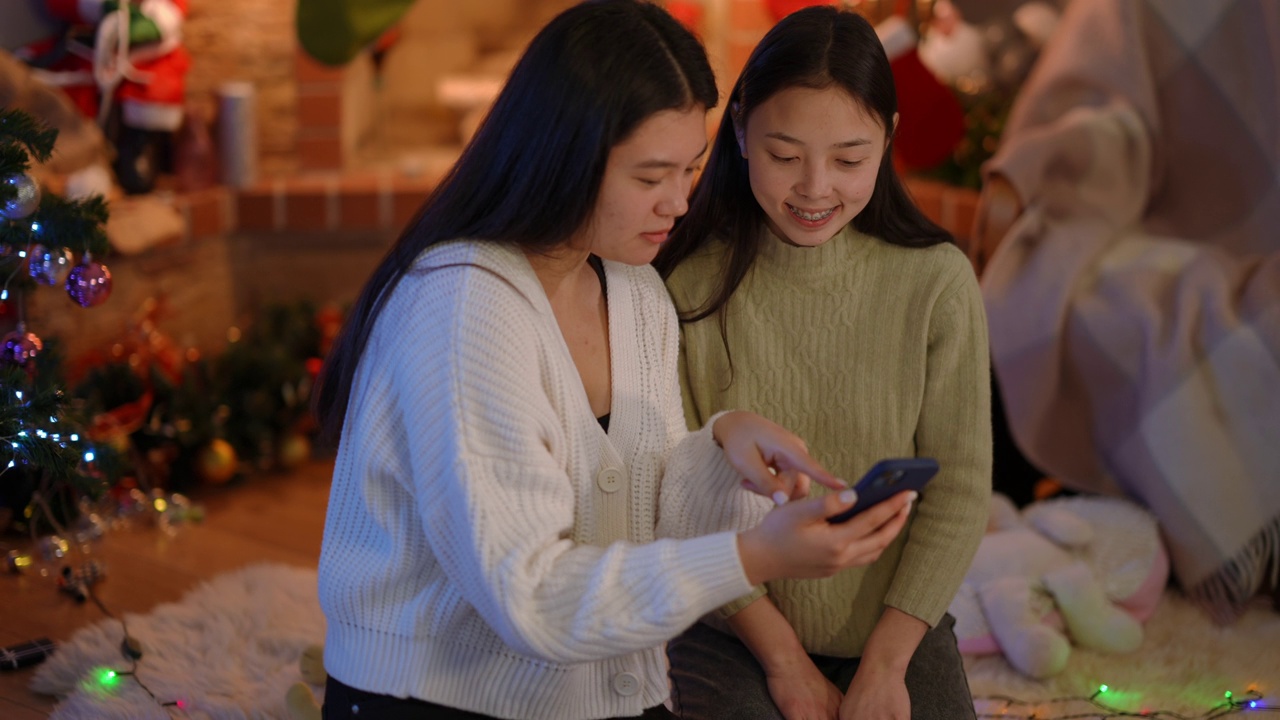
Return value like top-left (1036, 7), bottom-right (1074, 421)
top-left (386, 266), bottom-right (752, 664)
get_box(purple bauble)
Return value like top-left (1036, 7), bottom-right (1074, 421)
top-left (1, 329), bottom-right (43, 366)
top-left (66, 260), bottom-right (113, 308)
top-left (28, 244), bottom-right (72, 286)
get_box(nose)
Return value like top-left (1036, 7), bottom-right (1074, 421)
top-left (657, 178), bottom-right (691, 218)
top-left (795, 161), bottom-right (831, 199)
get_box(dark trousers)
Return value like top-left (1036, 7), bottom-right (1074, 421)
top-left (322, 676), bottom-right (677, 720)
top-left (666, 614), bottom-right (976, 720)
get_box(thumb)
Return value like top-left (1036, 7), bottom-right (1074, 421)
top-left (788, 488), bottom-right (859, 522)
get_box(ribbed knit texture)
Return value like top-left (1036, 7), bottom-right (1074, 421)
top-left (318, 240), bottom-right (753, 720)
top-left (663, 224), bottom-right (992, 657)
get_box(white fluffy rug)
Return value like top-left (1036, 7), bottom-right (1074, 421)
top-left (32, 562), bottom-right (1280, 719)
top-left (32, 563), bottom-right (325, 720)
top-left (965, 591), bottom-right (1280, 718)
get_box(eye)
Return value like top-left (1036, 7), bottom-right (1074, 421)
top-left (836, 159), bottom-right (865, 168)
top-left (768, 153), bottom-right (798, 164)
top-left (636, 177), bottom-right (662, 186)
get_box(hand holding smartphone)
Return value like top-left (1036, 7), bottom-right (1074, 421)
top-left (826, 458), bottom-right (938, 524)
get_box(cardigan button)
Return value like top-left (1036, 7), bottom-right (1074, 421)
top-left (597, 467), bottom-right (624, 493)
top-left (611, 671), bottom-right (640, 696)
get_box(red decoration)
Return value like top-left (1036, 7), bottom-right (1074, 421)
top-left (878, 17), bottom-right (965, 172)
top-left (666, 1), bottom-right (705, 34)
top-left (766, 0), bottom-right (833, 22)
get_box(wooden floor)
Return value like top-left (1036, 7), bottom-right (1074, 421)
top-left (0, 458), bottom-right (334, 718)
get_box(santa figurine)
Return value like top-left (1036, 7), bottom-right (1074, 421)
top-left (16, 0), bottom-right (191, 194)
top-left (764, 0), bottom-right (965, 173)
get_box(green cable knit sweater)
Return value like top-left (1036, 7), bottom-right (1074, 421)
top-left (665, 224), bottom-right (993, 657)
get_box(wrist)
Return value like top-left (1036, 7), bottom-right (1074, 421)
top-left (736, 528), bottom-right (775, 586)
top-left (711, 410), bottom-right (742, 448)
top-left (856, 648), bottom-right (912, 678)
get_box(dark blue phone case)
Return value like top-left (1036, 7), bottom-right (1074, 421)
top-left (826, 457), bottom-right (939, 524)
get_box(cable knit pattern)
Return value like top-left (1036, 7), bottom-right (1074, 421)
top-left (664, 224), bottom-right (992, 657)
top-left (318, 240), bottom-right (751, 720)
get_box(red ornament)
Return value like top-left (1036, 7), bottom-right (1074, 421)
top-left (1, 329), bottom-right (43, 366)
top-left (65, 259), bottom-right (113, 308)
top-left (666, 1), bottom-right (704, 34)
top-left (766, 0), bottom-right (832, 22)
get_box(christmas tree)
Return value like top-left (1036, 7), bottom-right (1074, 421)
top-left (1, 107), bottom-right (115, 529)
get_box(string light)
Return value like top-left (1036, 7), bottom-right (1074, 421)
top-left (976, 685), bottom-right (1277, 719)
top-left (84, 584), bottom-right (189, 715)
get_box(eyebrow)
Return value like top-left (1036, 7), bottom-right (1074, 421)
top-left (634, 143), bottom-right (710, 169)
top-left (765, 132), bottom-right (871, 149)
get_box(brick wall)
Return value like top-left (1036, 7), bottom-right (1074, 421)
top-left (183, 0), bottom-right (298, 174)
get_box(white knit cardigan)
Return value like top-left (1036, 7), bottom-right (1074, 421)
top-left (318, 240), bottom-right (752, 720)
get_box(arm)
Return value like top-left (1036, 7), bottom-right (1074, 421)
top-left (729, 597), bottom-right (843, 720)
top-left (842, 262), bottom-right (992, 716)
top-left (397, 268), bottom-right (754, 664)
top-left (839, 607), bottom-right (926, 720)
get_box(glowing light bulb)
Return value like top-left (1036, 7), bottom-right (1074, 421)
top-left (1099, 685), bottom-right (1109, 693)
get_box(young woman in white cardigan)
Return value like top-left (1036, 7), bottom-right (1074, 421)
top-left (310, 2), bottom-right (915, 719)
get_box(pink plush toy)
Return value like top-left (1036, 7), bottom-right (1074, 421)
top-left (949, 493), bottom-right (1169, 678)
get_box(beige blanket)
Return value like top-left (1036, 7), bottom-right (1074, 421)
top-left (982, 0), bottom-right (1280, 623)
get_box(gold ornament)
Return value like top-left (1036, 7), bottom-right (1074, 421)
top-left (277, 433), bottom-right (312, 470)
top-left (197, 438), bottom-right (238, 484)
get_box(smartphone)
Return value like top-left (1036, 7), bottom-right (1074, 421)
top-left (826, 457), bottom-right (939, 524)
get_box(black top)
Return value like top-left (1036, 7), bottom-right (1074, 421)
top-left (588, 255), bottom-right (610, 433)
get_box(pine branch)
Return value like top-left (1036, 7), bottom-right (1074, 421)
top-left (1, 365), bottom-right (96, 493)
top-left (0, 188), bottom-right (112, 257)
top-left (0, 109), bottom-right (57, 164)
top-left (0, 145), bottom-right (32, 184)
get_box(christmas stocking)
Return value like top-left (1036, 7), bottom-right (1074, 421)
top-left (296, 0), bottom-right (416, 66)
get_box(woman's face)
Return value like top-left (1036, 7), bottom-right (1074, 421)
top-left (578, 107), bottom-right (708, 265)
top-left (739, 86), bottom-right (890, 247)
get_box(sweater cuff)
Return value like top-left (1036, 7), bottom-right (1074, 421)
top-left (676, 530), bottom-right (755, 611)
top-left (717, 585), bottom-right (768, 619)
top-left (882, 591), bottom-right (947, 629)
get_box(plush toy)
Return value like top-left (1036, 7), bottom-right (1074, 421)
top-left (285, 643), bottom-right (326, 720)
top-left (13, 0), bottom-right (192, 194)
top-left (949, 493), bottom-right (1169, 678)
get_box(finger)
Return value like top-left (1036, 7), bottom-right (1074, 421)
top-left (772, 447), bottom-right (844, 491)
top-left (787, 487), bottom-right (859, 521)
top-left (738, 454), bottom-right (791, 500)
top-left (854, 500), bottom-right (913, 552)
top-left (789, 471), bottom-right (811, 501)
top-left (833, 491), bottom-right (913, 537)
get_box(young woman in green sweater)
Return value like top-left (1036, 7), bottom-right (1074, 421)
top-left (653, 6), bottom-right (991, 719)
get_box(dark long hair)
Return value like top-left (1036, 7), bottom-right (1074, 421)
top-left (653, 5), bottom-right (951, 324)
top-left (314, 0), bottom-right (718, 441)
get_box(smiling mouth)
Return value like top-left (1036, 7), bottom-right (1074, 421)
top-left (786, 204), bottom-right (837, 222)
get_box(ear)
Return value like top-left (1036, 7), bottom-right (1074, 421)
top-left (731, 102), bottom-right (747, 158)
top-left (888, 112), bottom-right (900, 148)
